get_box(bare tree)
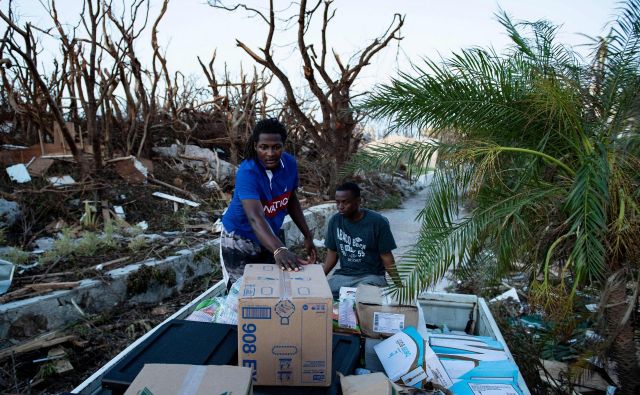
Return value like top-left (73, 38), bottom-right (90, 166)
top-left (198, 51), bottom-right (272, 164)
top-left (210, 0), bottom-right (404, 187)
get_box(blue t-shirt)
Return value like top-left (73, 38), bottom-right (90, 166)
top-left (325, 209), bottom-right (397, 276)
top-left (222, 152), bottom-right (299, 244)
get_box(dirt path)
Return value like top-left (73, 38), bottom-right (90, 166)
top-left (381, 175), bottom-right (453, 292)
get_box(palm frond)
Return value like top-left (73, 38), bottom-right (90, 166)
top-left (563, 145), bottom-right (610, 283)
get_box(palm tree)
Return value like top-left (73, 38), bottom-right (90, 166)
top-left (351, 1), bottom-right (640, 392)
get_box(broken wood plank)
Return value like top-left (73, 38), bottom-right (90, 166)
top-left (152, 192), bottom-right (200, 207)
top-left (24, 281), bottom-right (80, 291)
top-left (20, 271), bottom-right (75, 281)
top-left (148, 177), bottom-right (201, 202)
top-left (26, 157), bottom-right (54, 177)
top-left (0, 332), bottom-right (77, 360)
top-left (105, 155), bottom-right (134, 163)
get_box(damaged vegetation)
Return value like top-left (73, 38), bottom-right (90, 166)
top-left (0, 0), bottom-right (412, 392)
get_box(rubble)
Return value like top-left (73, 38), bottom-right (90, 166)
top-left (0, 259), bottom-right (15, 294)
top-left (48, 175), bottom-right (76, 187)
top-left (0, 198), bottom-right (21, 228)
top-left (153, 144), bottom-right (237, 181)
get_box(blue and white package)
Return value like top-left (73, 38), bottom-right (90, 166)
top-left (427, 333), bottom-right (508, 362)
top-left (448, 380), bottom-right (525, 395)
top-left (373, 326), bottom-right (428, 388)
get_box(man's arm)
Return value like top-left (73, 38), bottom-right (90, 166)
top-left (287, 190), bottom-right (317, 264)
top-left (323, 249), bottom-right (339, 275)
top-left (241, 199), bottom-right (301, 271)
top-left (381, 252), bottom-right (402, 287)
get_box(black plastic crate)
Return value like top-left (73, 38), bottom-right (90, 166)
top-left (253, 333), bottom-right (361, 395)
top-left (101, 320), bottom-right (237, 394)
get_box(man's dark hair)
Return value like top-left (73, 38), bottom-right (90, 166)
top-left (244, 118), bottom-right (288, 160)
top-left (336, 182), bottom-right (361, 198)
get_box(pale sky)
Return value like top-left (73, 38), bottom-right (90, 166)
top-left (4, 1), bottom-right (621, 97)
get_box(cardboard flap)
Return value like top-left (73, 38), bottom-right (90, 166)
top-left (242, 263), bottom-right (331, 299)
top-left (356, 284), bottom-right (415, 307)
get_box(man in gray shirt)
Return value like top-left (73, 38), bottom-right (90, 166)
top-left (323, 182), bottom-right (401, 298)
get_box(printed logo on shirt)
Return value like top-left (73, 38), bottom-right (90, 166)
top-left (262, 191), bottom-right (292, 218)
top-left (336, 227), bottom-right (367, 262)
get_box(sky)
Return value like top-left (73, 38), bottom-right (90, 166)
top-left (4, 0), bottom-right (622, 103)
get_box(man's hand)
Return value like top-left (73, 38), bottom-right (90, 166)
top-left (275, 249), bottom-right (302, 271)
top-left (301, 236), bottom-right (317, 265)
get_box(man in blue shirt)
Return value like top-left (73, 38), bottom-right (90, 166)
top-left (323, 182), bottom-right (402, 298)
top-left (221, 119), bottom-right (317, 286)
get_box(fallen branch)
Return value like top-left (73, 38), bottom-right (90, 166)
top-left (94, 256), bottom-right (130, 271)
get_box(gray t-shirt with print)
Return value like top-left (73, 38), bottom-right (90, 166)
top-left (325, 209), bottom-right (397, 276)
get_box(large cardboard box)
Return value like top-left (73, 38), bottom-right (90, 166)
top-left (356, 284), bottom-right (419, 338)
top-left (123, 364), bottom-right (252, 395)
top-left (238, 264), bottom-right (333, 386)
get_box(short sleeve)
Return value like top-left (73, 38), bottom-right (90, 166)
top-left (377, 216), bottom-right (397, 253)
top-left (235, 165), bottom-right (260, 200)
top-left (324, 215), bottom-right (337, 251)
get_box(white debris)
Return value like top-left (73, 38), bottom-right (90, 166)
top-left (48, 175), bottom-right (76, 187)
top-left (202, 180), bottom-right (220, 190)
top-left (132, 157), bottom-right (148, 179)
top-left (152, 191), bottom-right (200, 207)
top-left (313, 239), bottom-right (325, 248)
top-left (6, 164), bottom-right (31, 183)
top-left (489, 287), bottom-right (520, 304)
top-left (114, 206), bottom-right (126, 220)
top-left (1, 144), bottom-right (27, 150)
top-left (136, 221), bottom-right (149, 230)
top-left (585, 303), bottom-right (598, 313)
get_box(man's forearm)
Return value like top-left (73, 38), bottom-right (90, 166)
top-left (324, 250), bottom-right (338, 275)
top-left (381, 253), bottom-right (402, 287)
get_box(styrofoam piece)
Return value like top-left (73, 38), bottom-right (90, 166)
top-left (6, 164), bottom-right (31, 183)
top-left (48, 175), bottom-right (76, 187)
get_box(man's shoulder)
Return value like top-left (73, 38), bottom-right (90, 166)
top-left (327, 212), bottom-right (341, 225)
top-left (281, 152), bottom-right (297, 167)
top-left (363, 208), bottom-right (389, 223)
top-left (238, 158), bottom-right (259, 173)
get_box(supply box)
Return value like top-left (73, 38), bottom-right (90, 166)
top-left (356, 284), bottom-right (419, 338)
top-left (238, 264), bottom-right (333, 386)
top-left (123, 364), bottom-right (252, 395)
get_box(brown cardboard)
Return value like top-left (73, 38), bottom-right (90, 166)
top-left (355, 284), bottom-right (419, 339)
top-left (339, 372), bottom-right (401, 395)
top-left (238, 263), bottom-right (333, 386)
top-left (123, 364), bottom-right (252, 395)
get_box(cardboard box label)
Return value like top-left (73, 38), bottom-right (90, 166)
top-left (373, 312), bottom-right (405, 333)
top-left (356, 284), bottom-right (418, 338)
top-left (468, 382), bottom-right (521, 395)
